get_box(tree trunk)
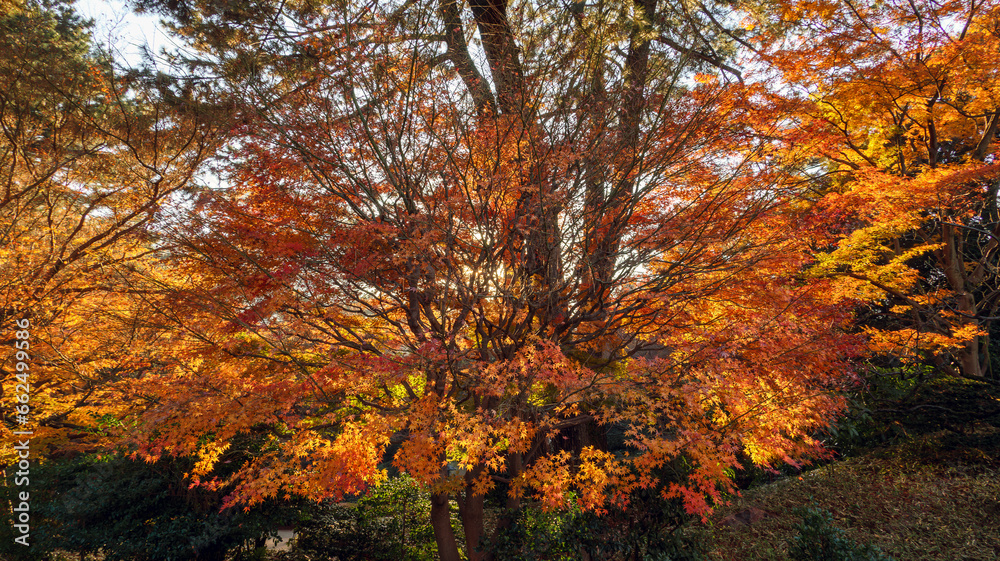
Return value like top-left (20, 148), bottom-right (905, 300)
top-left (587, 0), bottom-right (656, 291)
top-left (940, 222), bottom-right (984, 379)
top-left (431, 492), bottom-right (463, 561)
top-left (459, 467), bottom-right (489, 561)
top-left (493, 450), bottom-right (523, 536)
top-left (956, 290), bottom-right (984, 379)
top-left (468, 0), bottom-right (525, 116)
top-left (958, 332), bottom-right (983, 379)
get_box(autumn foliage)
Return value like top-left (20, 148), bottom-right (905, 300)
top-left (0, 1), bottom-right (223, 459)
top-left (750, 0), bottom-right (1000, 380)
top-left (2, 0), bottom-right (997, 560)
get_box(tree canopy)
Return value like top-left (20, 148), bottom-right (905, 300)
top-left (2, 1), bottom-right (997, 560)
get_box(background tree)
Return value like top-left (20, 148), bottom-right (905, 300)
top-left (115, 1), bottom-right (859, 560)
top-left (747, 0), bottom-right (1000, 382)
top-left (0, 0), bottom-right (225, 456)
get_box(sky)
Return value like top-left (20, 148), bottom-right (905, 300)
top-left (75, 0), bottom-right (170, 67)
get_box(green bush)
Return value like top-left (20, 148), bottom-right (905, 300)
top-left (789, 507), bottom-right (894, 561)
top-left (487, 505), bottom-right (588, 561)
top-left (488, 489), bottom-right (703, 561)
top-left (826, 363), bottom-right (1000, 458)
top-left (285, 474), bottom-right (439, 561)
top-left (357, 475), bottom-right (437, 560)
top-left (0, 453), bottom-right (297, 561)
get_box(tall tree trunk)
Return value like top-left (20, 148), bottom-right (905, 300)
top-left (956, 288), bottom-right (984, 379)
top-left (493, 450), bottom-right (523, 537)
top-left (940, 222), bottom-right (984, 379)
top-left (439, 0), bottom-right (496, 117)
top-left (588, 0), bottom-right (657, 289)
top-left (467, 0), bottom-right (566, 329)
top-left (958, 329), bottom-right (983, 379)
top-left (468, 0), bottom-right (525, 116)
top-left (431, 491), bottom-right (463, 561)
top-left (458, 466), bottom-right (489, 561)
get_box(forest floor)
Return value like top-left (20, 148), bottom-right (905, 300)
top-left (687, 377), bottom-right (1000, 561)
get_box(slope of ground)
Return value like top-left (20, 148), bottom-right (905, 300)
top-left (688, 421), bottom-right (1000, 560)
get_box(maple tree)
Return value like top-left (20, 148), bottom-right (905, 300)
top-left (111, 1), bottom-right (862, 560)
top-left (747, 0), bottom-right (1000, 382)
top-left (0, 0), bottom-right (224, 457)
top-left (0, 0), bottom-right (993, 557)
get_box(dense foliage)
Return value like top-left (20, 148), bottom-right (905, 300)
top-left (1, 0), bottom-right (997, 560)
top-left (0, 454), bottom-right (297, 561)
top-left (279, 475), bottom-right (439, 561)
top-left (789, 507), bottom-right (895, 561)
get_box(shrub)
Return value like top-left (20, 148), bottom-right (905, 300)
top-left (487, 505), bottom-right (587, 561)
top-left (488, 489), bottom-right (703, 561)
top-left (0, 454), bottom-right (296, 561)
top-left (286, 474), bottom-right (439, 561)
top-left (789, 507), bottom-right (894, 561)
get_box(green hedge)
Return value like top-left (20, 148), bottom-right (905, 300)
top-left (1, 454), bottom-right (297, 561)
